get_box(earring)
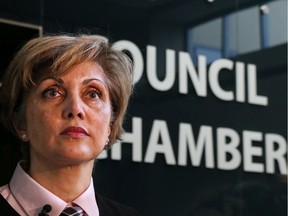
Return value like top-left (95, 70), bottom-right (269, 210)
top-left (21, 134), bottom-right (28, 142)
top-left (105, 138), bottom-right (109, 146)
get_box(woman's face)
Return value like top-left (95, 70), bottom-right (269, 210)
top-left (23, 61), bottom-right (111, 167)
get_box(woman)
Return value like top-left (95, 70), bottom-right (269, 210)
top-left (0, 34), bottom-right (139, 215)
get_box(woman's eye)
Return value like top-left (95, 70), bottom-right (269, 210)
top-left (87, 89), bottom-right (101, 99)
top-left (42, 88), bottom-right (61, 98)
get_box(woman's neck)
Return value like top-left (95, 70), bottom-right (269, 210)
top-left (28, 159), bottom-right (94, 202)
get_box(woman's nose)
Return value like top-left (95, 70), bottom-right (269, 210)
top-left (62, 96), bottom-right (85, 120)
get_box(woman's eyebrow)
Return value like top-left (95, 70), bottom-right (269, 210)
top-left (39, 77), bottom-right (64, 85)
top-left (82, 78), bottom-right (107, 88)
top-left (39, 77), bottom-right (107, 89)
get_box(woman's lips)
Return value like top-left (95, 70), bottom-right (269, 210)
top-left (60, 126), bottom-right (88, 138)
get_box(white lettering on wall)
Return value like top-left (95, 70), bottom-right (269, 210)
top-left (209, 59), bottom-right (234, 101)
top-left (243, 131), bottom-right (264, 173)
top-left (236, 62), bottom-right (245, 102)
top-left (113, 40), bottom-right (269, 106)
top-left (144, 120), bottom-right (176, 165)
top-left (179, 53), bottom-right (207, 96)
top-left (265, 134), bottom-right (288, 174)
top-left (178, 123), bottom-right (214, 168)
top-left (99, 117), bottom-right (287, 175)
top-left (112, 40), bottom-right (143, 84)
top-left (247, 64), bottom-right (268, 106)
top-left (217, 127), bottom-right (241, 170)
top-left (147, 46), bottom-right (176, 91)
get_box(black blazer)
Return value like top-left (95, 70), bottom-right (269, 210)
top-left (0, 193), bottom-right (140, 216)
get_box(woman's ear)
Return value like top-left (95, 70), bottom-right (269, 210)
top-left (108, 123), bottom-right (112, 136)
top-left (12, 113), bottom-right (29, 142)
top-left (105, 123), bottom-right (112, 146)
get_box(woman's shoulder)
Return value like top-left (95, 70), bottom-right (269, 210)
top-left (0, 194), bottom-right (20, 216)
top-left (96, 193), bottom-right (140, 216)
